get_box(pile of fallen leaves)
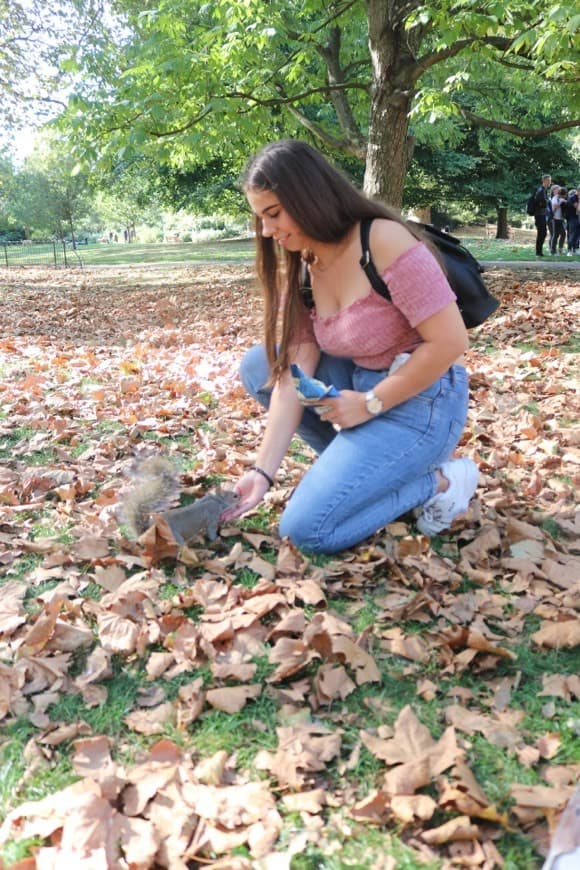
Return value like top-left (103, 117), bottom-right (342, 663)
top-left (0, 264), bottom-right (578, 869)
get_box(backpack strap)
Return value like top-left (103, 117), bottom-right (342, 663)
top-left (359, 218), bottom-right (392, 302)
top-left (301, 218), bottom-right (393, 309)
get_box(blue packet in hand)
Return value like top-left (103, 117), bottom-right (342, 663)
top-left (290, 363), bottom-right (340, 413)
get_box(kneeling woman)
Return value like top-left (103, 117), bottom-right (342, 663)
top-left (224, 139), bottom-right (478, 555)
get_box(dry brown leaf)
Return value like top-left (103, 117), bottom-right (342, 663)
top-left (537, 733), bottom-right (562, 760)
top-left (381, 628), bottom-right (430, 663)
top-left (71, 736), bottom-right (113, 777)
top-left (445, 704), bottom-right (521, 749)
top-left (194, 750), bottom-right (229, 786)
top-left (420, 815), bottom-right (480, 845)
top-left (96, 610), bottom-right (139, 653)
top-left (350, 789), bottom-right (391, 822)
top-left (384, 757), bottom-right (432, 795)
top-left (391, 794), bottom-right (437, 823)
top-left (111, 815), bottom-right (161, 868)
top-left (124, 701), bottom-right (176, 734)
top-left (459, 524), bottom-right (502, 563)
top-left (438, 763), bottom-right (509, 826)
top-left (539, 673), bottom-right (580, 701)
top-left (256, 722), bottom-right (341, 788)
top-left (74, 646), bottom-right (112, 688)
top-left (281, 789), bottom-right (326, 814)
top-left (206, 684), bottom-right (262, 713)
top-left (0, 581), bottom-right (27, 636)
top-left (39, 721), bottom-right (91, 745)
top-left (17, 598), bottom-right (61, 658)
top-left (364, 705), bottom-right (460, 786)
top-left (511, 784), bottom-right (574, 810)
top-left (532, 620), bottom-right (580, 649)
top-left (182, 780), bottom-right (280, 830)
top-left (267, 636), bottom-right (315, 682)
top-left (210, 661), bottom-right (258, 681)
top-left (313, 663), bottom-right (356, 705)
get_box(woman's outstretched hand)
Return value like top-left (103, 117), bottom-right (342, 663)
top-left (220, 470), bottom-right (271, 521)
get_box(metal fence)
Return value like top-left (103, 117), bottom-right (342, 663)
top-left (1, 241), bottom-right (83, 268)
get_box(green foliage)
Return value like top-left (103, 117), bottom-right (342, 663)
top-left (1, 134), bottom-right (96, 239)
top-left (2, 1), bottom-right (579, 212)
top-left (48, 0), bottom-right (578, 202)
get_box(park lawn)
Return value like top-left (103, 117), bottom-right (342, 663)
top-left (77, 236), bottom-right (256, 266)
top-left (5, 225), bottom-right (576, 270)
top-left (73, 224), bottom-right (576, 266)
top-left (0, 263), bottom-right (578, 869)
top-left (0, 237), bottom-right (255, 269)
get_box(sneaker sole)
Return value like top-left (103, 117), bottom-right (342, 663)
top-left (416, 460), bottom-right (478, 536)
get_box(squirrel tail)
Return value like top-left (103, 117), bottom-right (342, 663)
top-left (119, 456), bottom-right (180, 537)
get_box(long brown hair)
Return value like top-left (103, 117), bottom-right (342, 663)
top-left (243, 139), bottom-right (424, 380)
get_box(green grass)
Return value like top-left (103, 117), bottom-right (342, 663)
top-left (2, 237), bottom-right (255, 268)
top-left (288, 828), bottom-right (442, 869)
top-left (0, 719), bottom-right (77, 811)
top-left (2, 553), bottom-right (43, 585)
top-left (5, 233), bottom-right (578, 269)
top-left (465, 237), bottom-right (576, 262)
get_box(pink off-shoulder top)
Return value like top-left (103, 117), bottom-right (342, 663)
top-left (293, 242), bottom-right (457, 370)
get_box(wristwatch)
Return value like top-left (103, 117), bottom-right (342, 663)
top-left (365, 389), bottom-right (383, 416)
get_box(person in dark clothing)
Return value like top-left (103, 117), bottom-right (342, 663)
top-left (534, 174), bottom-right (552, 256)
top-left (566, 188), bottom-right (579, 255)
top-left (550, 187), bottom-right (567, 255)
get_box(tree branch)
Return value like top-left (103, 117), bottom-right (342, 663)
top-left (225, 81), bottom-right (368, 107)
top-left (284, 102), bottom-right (365, 160)
top-left (315, 26), bottom-right (367, 152)
top-left (413, 35), bottom-right (516, 81)
top-left (460, 109), bottom-right (580, 137)
top-left (284, 0), bottom-right (359, 40)
top-left (148, 107), bottom-right (214, 137)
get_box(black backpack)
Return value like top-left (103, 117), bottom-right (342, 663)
top-left (301, 218), bottom-right (499, 329)
top-left (560, 198), bottom-right (573, 220)
top-left (526, 191), bottom-right (537, 216)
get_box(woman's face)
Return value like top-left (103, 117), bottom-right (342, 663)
top-left (246, 188), bottom-right (310, 252)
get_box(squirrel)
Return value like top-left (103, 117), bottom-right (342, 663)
top-left (120, 455), bottom-right (239, 544)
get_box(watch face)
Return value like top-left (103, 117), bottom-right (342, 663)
top-left (366, 392), bottom-right (382, 415)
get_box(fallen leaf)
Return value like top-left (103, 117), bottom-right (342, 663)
top-left (206, 684), bottom-right (262, 713)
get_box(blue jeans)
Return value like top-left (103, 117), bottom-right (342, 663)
top-left (240, 345), bottom-right (470, 554)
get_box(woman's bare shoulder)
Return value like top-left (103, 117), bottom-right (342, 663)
top-left (368, 217), bottom-right (420, 271)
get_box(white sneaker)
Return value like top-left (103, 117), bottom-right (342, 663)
top-left (416, 458), bottom-right (479, 536)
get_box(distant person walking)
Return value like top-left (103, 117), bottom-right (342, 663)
top-left (550, 187), bottom-right (567, 255)
top-left (566, 188), bottom-right (579, 256)
top-left (533, 174), bottom-right (552, 257)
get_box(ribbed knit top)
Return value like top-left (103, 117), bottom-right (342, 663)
top-left (294, 242), bottom-right (456, 370)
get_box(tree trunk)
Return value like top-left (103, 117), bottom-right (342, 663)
top-left (496, 205), bottom-right (509, 239)
top-left (69, 217), bottom-right (77, 250)
top-left (364, 95), bottom-right (413, 206)
top-left (364, 0), bottom-right (420, 206)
